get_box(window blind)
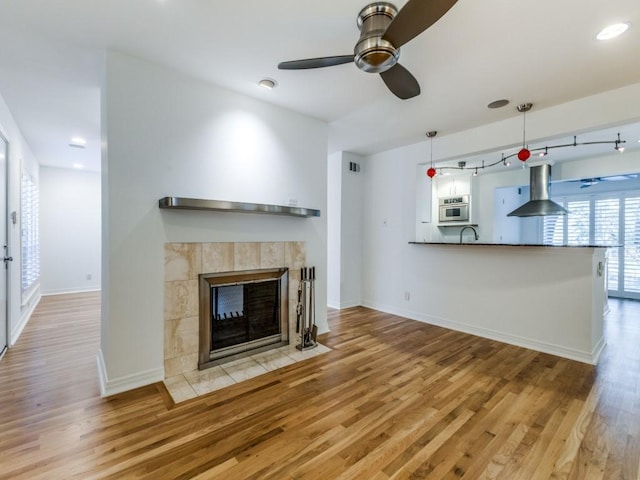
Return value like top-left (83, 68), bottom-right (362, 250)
top-left (21, 173), bottom-right (40, 302)
top-left (624, 196), bottom-right (640, 293)
top-left (595, 198), bottom-right (620, 291)
top-left (543, 214), bottom-right (564, 245)
top-left (566, 200), bottom-right (590, 245)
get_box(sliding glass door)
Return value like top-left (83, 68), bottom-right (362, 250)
top-left (543, 192), bottom-right (640, 299)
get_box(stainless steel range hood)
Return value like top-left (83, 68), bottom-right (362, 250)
top-left (507, 164), bottom-right (567, 217)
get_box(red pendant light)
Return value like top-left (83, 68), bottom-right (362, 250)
top-left (517, 103), bottom-right (532, 162)
top-left (426, 131), bottom-right (437, 178)
top-left (517, 148), bottom-right (530, 161)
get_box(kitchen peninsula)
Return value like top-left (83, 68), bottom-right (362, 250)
top-left (407, 242), bottom-right (608, 364)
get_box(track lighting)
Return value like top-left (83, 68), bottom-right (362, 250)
top-left (432, 106), bottom-right (626, 175)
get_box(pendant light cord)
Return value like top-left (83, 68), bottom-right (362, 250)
top-left (430, 136), bottom-right (433, 167)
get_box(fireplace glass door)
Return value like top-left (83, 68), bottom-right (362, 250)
top-left (211, 281), bottom-right (280, 350)
top-left (199, 268), bottom-right (289, 369)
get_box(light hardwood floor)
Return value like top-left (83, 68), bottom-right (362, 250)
top-left (0, 292), bottom-right (639, 479)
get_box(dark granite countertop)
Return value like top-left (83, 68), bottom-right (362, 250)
top-left (409, 242), bottom-right (618, 248)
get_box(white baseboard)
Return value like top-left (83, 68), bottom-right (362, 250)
top-left (327, 301), bottom-right (361, 310)
top-left (361, 299), bottom-right (602, 365)
top-left (338, 300), bottom-right (361, 309)
top-left (42, 287), bottom-right (101, 296)
top-left (97, 348), bottom-right (164, 397)
top-left (11, 292), bottom-right (41, 346)
top-left (590, 337), bottom-right (606, 365)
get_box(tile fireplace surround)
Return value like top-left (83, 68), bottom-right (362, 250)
top-left (164, 241), bottom-right (329, 403)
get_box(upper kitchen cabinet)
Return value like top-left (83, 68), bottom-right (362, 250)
top-left (436, 172), bottom-right (473, 197)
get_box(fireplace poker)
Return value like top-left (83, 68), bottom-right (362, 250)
top-left (310, 266), bottom-right (318, 343)
top-left (296, 265), bottom-right (317, 351)
top-left (296, 275), bottom-right (302, 334)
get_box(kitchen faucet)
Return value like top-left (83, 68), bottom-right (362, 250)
top-left (460, 226), bottom-right (479, 244)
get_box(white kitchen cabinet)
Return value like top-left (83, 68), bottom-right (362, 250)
top-left (436, 172), bottom-right (472, 197)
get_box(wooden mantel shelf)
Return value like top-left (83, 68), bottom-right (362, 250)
top-left (158, 197), bottom-right (321, 218)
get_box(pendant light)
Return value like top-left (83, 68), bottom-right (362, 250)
top-left (517, 103), bottom-right (532, 162)
top-left (426, 131), bottom-right (437, 178)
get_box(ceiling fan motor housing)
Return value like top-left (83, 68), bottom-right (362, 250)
top-left (354, 2), bottom-right (400, 73)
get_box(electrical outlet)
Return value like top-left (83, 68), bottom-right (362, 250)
top-left (287, 198), bottom-right (298, 207)
top-left (404, 291), bottom-right (410, 301)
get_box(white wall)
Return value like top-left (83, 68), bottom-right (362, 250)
top-left (99, 51), bottom-right (328, 395)
top-left (40, 166), bottom-right (101, 295)
top-left (0, 92), bottom-right (40, 346)
top-left (327, 152), bottom-right (341, 308)
top-left (554, 149), bottom-right (640, 181)
top-left (362, 144), bottom-right (419, 309)
top-left (338, 152), bottom-right (363, 308)
top-left (361, 81), bottom-right (640, 357)
top-left (326, 151), bottom-right (364, 309)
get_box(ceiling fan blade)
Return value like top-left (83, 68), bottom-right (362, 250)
top-left (379, 63), bottom-right (420, 100)
top-left (278, 55), bottom-right (354, 70)
top-left (382, 0), bottom-right (458, 48)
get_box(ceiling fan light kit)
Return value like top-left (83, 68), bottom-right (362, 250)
top-left (354, 2), bottom-right (400, 73)
top-left (277, 0), bottom-right (459, 100)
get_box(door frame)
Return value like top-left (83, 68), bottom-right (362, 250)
top-left (0, 128), bottom-right (9, 358)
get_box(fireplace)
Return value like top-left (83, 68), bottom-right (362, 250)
top-left (198, 268), bottom-right (289, 369)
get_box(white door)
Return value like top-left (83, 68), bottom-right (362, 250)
top-left (0, 132), bottom-right (8, 358)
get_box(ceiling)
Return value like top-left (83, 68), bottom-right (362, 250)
top-left (0, 0), bottom-right (639, 173)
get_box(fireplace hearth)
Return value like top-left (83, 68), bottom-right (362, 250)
top-left (199, 268), bottom-right (289, 369)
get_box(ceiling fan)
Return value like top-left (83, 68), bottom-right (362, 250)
top-left (578, 174), bottom-right (638, 188)
top-left (277, 0), bottom-right (458, 100)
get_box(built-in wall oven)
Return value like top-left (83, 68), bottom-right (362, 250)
top-left (438, 195), bottom-right (470, 223)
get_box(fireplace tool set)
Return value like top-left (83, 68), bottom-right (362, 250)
top-left (296, 266), bottom-right (318, 351)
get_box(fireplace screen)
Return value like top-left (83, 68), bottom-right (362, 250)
top-left (199, 268), bottom-right (288, 369)
top-left (212, 281), bottom-right (280, 349)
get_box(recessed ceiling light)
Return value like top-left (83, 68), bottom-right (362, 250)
top-left (72, 163), bottom-right (83, 169)
top-left (487, 99), bottom-right (509, 109)
top-left (258, 78), bottom-right (277, 90)
top-left (69, 137), bottom-right (87, 148)
top-left (597, 22), bottom-right (630, 40)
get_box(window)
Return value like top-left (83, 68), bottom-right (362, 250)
top-left (21, 173), bottom-right (40, 304)
top-left (566, 200), bottom-right (590, 245)
top-left (624, 197), bottom-right (640, 294)
top-left (543, 192), bottom-right (639, 299)
top-left (543, 215), bottom-right (564, 245)
top-left (595, 198), bottom-right (619, 291)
